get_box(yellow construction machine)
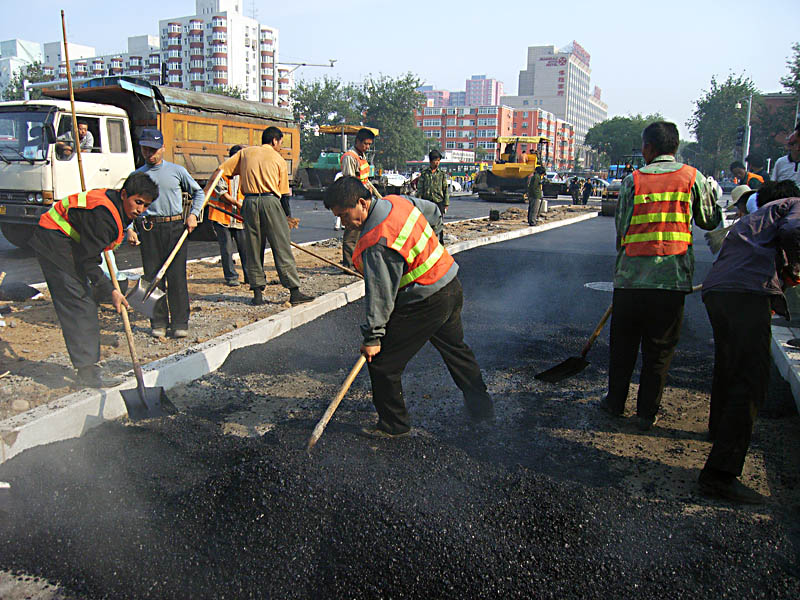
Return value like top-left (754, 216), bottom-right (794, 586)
top-left (474, 136), bottom-right (551, 202)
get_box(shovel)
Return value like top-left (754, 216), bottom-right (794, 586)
top-left (307, 355), bottom-right (367, 452)
top-left (125, 277), bottom-right (166, 320)
top-left (105, 251), bottom-right (173, 420)
top-left (535, 284), bottom-right (702, 384)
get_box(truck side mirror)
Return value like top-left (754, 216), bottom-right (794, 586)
top-left (43, 123), bottom-right (56, 145)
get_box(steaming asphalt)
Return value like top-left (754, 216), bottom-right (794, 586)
top-left (1, 216), bottom-right (798, 598)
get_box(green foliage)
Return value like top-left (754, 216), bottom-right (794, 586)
top-left (751, 97), bottom-right (797, 166)
top-left (292, 73), bottom-right (426, 169)
top-left (687, 73), bottom-right (759, 176)
top-left (2, 61), bottom-right (53, 101)
top-left (291, 77), bottom-right (365, 164)
top-left (362, 73), bottom-right (426, 170)
top-left (207, 85), bottom-right (247, 99)
top-left (584, 114), bottom-right (663, 167)
top-left (677, 140), bottom-right (701, 166)
top-left (780, 42), bottom-right (800, 96)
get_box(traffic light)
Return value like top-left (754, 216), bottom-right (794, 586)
top-left (735, 126), bottom-right (745, 147)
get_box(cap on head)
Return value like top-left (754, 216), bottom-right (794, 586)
top-left (139, 128), bottom-right (164, 149)
top-left (429, 149), bottom-right (442, 161)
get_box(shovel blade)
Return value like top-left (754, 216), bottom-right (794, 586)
top-left (534, 356), bottom-right (590, 384)
top-left (120, 385), bottom-right (174, 421)
top-left (125, 278), bottom-right (164, 319)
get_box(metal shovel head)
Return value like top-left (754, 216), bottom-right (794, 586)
top-left (125, 278), bottom-right (164, 319)
top-left (120, 385), bottom-right (174, 421)
top-left (535, 356), bottom-right (590, 384)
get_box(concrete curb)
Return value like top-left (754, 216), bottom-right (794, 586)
top-left (769, 324), bottom-right (800, 414)
top-left (0, 212), bottom-right (597, 464)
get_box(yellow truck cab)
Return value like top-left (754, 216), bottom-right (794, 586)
top-left (0, 99), bottom-right (133, 247)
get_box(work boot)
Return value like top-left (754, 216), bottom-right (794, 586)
top-left (151, 327), bottom-right (167, 338)
top-left (698, 470), bottom-right (765, 505)
top-left (289, 288), bottom-right (313, 306)
top-left (359, 426), bottom-right (411, 440)
top-left (635, 413), bottom-right (660, 431)
top-left (76, 365), bottom-right (122, 389)
top-left (173, 328), bottom-right (189, 339)
top-left (596, 396), bottom-right (623, 417)
top-left (251, 287), bottom-right (266, 306)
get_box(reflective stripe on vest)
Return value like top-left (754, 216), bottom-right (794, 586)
top-left (352, 195), bottom-right (454, 289)
top-left (38, 189), bottom-right (124, 250)
top-left (341, 150), bottom-right (370, 183)
top-left (621, 165), bottom-right (697, 256)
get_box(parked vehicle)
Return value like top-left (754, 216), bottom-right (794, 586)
top-left (0, 76), bottom-right (298, 247)
top-left (600, 178), bottom-right (623, 217)
top-left (474, 136), bottom-right (549, 202)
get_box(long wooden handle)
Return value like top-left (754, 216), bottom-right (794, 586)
top-left (144, 170), bottom-right (224, 298)
top-left (579, 283), bottom-right (704, 358)
top-left (307, 355), bottom-right (367, 452)
top-left (290, 241), bottom-right (363, 278)
top-left (104, 250), bottom-right (147, 399)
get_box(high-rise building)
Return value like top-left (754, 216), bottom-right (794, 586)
top-left (465, 75), bottom-right (504, 106)
top-left (418, 85), bottom-right (451, 107)
top-left (159, 0), bottom-right (283, 105)
top-left (512, 41), bottom-right (607, 148)
top-left (0, 39), bottom-right (44, 96)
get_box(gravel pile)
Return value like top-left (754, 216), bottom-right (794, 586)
top-left (0, 417), bottom-right (797, 600)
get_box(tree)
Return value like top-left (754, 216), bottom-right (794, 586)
top-left (780, 42), bottom-right (800, 96)
top-left (2, 61), bottom-right (53, 100)
top-left (584, 114), bottom-right (663, 166)
top-left (688, 73), bottom-right (759, 176)
top-left (362, 73), bottom-right (426, 170)
top-left (207, 85), bottom-right (247, 99)
top-left (291, 77), bottom-right (364, 164)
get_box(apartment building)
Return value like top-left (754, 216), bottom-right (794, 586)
top-left (465, 75), bottom-right (504, 106)
top-left (0, 39), bottom-right (44, 95)
top-left (415, 104), bottom-right (575, 171)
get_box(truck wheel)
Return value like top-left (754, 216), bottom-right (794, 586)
top-left (0, 223), bottom-right (35, 248)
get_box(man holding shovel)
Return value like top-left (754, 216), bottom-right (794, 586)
top-left (600, 121), bottom-right (721, 431)
top-left (30, 172), bottom-right (158, 388)
top-left (324, 176), bottom-right (494, 439)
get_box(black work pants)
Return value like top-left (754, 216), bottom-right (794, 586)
top-left (606, 288), bottom-right (686, 419)
top-left (36, 253), bottom-right (99, 370)
top-left (703, 291), bottom-right (771, 477)
top-left (342, 227), bottom-right (359, 268)
top-left (213, 222), bottom-right (249, 284)
top-left (367, 277), bottom-right (493, 434)
top-left (137, 220), bottom-right (189, 329)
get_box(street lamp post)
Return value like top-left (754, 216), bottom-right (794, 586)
top-left (736, 93), bottom-right (753, 164)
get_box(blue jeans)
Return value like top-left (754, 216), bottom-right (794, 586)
top-left (213, 222), bottom-right (249, 284)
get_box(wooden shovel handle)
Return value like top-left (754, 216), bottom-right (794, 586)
top-left (290, 242), bottom-right (363, 279)
top-left (307, 355), bottom-right (367, 452)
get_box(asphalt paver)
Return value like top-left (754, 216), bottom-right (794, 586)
top-left (1, 218), bottom-right (798, 599)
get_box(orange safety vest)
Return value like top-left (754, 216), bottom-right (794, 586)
top-left (208, 174), bottom-right (244, 226)
top-left (341, 150), bottom-right (370, 183)
top-left (352, 195), bottom-right (455, 288)
top-left (746, 172), bottom-right (764, 187)
top-left (621, 165), bottom-right (697, 257)
top-left (38, 189), bottom-right (124, 251)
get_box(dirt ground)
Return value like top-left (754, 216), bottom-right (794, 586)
top-left (0, 205), bottom-right (593, 420)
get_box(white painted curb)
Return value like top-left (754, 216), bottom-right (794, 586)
top-left (769, 325), bottom-right (800, 414)
top-left (0, 213), bottom-right (598, 463)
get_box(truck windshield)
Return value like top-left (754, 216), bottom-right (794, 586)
top-left (0, 108), bottom-right (54, 162)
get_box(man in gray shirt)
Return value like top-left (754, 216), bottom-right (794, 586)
top-left (127, 128), bottom-right (205, 338)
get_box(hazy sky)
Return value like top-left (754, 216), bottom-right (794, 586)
top-left (5, 0), bottom-right (797, 139)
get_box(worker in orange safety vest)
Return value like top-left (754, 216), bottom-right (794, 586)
top-left (209, 144), bottom-right (249, 286)
top-left (29, 172), bottom-right (158, 388)
top-left (340, 127), bottom-right (380, 269)
top-left (324, 176), bottom-right (494, 439)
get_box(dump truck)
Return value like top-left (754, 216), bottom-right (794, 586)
top-left (0, 76), bottom-right (298, 247)
top-left (473, 136), bottom-right (552, 202)
top-left (293, 124), bottom-right (379, 199)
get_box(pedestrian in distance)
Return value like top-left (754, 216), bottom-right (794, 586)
top-left (127, 128), bottom-right (205, 339)
top-left (209, 144), bottom-right (249, 287)
top-left (205, 126), bottom-right (313, 307)
top-left (699, 179), bottom-right (800, 504)
top-left (416, 148), bottom-right (450, 243)
top-left (527, 165), bottom-right (545, 225)
top-left (340, 128), bottom-right (380, 269)
top-left (599, 121), bottom-right (722, 431)
top-left (582, 178), bottom-right (592, 205)
top-left (746, 152), bottom-right (770, 186)
top-left (324, 176), bottom-right (495, 439)
top-left (771, 123), bottom-right (800, 186)
top-left (569, 177), bottom-right (581, 205)
top-left (31, 172), bottom-right (158, 388)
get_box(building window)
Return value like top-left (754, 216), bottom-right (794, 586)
top-left (477, 118), bottom-right (497, 127)
top-left (422, 119), bottom-right (441, 127)
top-left (423, 107), bottom-right (441, 116)
top-left (446, 108), bottom-right (457, 115)
top-left (445, 141), bottom-right (457, 149)
top-left (522, 122), bottom-right (528, 128)
top-left (478, 107), bottom-right (495, 114)
top-left (460, 119), bottom-right (474, 127)
top-left (446, 118), bottom-right (456, 126)
top-left (424, 130), bottom-right (440, 138)
top-left (445, 130), bottom-right (457, 138)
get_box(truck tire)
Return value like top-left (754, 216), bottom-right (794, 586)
top-left (0, 223), bottom-right (35, 248)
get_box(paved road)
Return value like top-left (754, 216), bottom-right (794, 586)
top-left (0, 193), bottom-right (583, 287)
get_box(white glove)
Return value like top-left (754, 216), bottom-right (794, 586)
top-left (706, 176), bottom-right (722, 201)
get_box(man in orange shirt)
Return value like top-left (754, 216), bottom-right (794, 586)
top-left (205, 127), bottom-right (312, 306)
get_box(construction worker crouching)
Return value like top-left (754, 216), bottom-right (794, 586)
top-left (324, 176), bottom-right (494, 439)
top-left (30, 172), bottom-right (158, 388)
